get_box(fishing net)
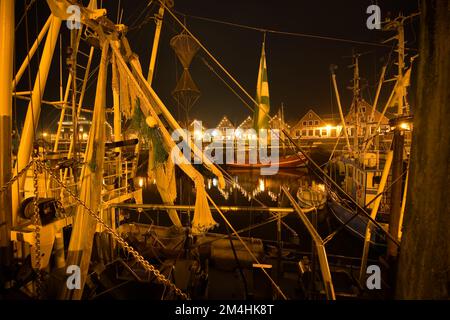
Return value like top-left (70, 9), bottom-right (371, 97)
top-left (171, 32), bottom-right (201, 117)
top-left (172, 69), bottom-right (201, 112)
top-left (170, 32), bottom-right (200, 69)
top-left (130, 99), bottom-right (168, 166)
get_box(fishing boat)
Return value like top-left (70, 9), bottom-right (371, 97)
top-left (224, 39), bottom-right (308, 170)
top-left (296, 182), bottom-right (327, 210)
top-left (0, 0), bottom-right (341, 301)
top-left (325, 19), bottom-right (414, 248)
top-left (1, 0), bottom-right (418, 302)
top-left (226, 151), bottom-right (307, 169)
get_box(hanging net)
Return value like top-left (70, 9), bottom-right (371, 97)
top-left (172, 69), bottom-right (201, 112)
top-left (170, 32), bottom-right (200, 69)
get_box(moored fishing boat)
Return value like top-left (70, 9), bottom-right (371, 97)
top-left (325, 20), bottom-right (414, 251)
top-left (296, 182), bottom-right (327, 210)
top-left (226, 151), bottom-right (307, 169)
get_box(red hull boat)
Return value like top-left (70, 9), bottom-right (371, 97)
top-left (225, 152), bottom-right (307, 169)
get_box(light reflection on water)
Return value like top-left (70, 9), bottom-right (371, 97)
top-left (140, 167), bottom-right (319, 207)
top-left (135, 167), bottom-right (365, 257)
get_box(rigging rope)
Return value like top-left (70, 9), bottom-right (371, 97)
top-left (172, 9), bottom-right (418, 52)
top-left (15, 0), bottom-right (36, 32)
top-left (206, 192), bottom-right (288, 300)
top-left (173, 10), bottom-right (405, 49)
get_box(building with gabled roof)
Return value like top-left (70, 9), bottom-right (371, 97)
top-left (269, 113), bottom-right (290, 132)
top-left (290, 103), bottom-right (391, 139)
top-left (237, 116), bottom-right (253, 130)
top-left (291, 108), bottom-right (334, 138)
top-left (216, 115), bottom-right (234, 132)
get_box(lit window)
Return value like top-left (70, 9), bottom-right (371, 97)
top-left (331, 129), bottom-right (337, 137)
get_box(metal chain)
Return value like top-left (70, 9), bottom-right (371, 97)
top-left (0, 160), bottom-right (34, 194)
top-left (37, 161), bottom-right (189, 300)
top-left (32, 157), bottom-right (42, 299)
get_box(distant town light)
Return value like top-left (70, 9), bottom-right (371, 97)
top-left (42, 132), bottom-right (48, 138)
top-left (194, 129), bottom-right (203, 139)
top-left (259, 178), bottom-right (265, 192)
top-left (399, 122), bottom-right (411, 131)
top-left (207, 179), bottom-right (212, 189)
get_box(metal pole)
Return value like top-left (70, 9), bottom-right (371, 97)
top-left (61, 40), bottom-right (109, 300)
top-left (331, 72), bottom-right (352, 152)
top-left (282, 186), bottom-right (336, 300)
top-left (276, 208), bottom-right (282, 286)
top-left (388, 128), bottom-right (404, 258)
top-left (370, 66), bottom-right (387, 121)
top-left (359, 150), bottom-right (393, 282)
top-left (352, 55), bottom-right (360, 153)
top-left (59, 46), bottom-right (94, 193)
top-left (110, 203), bottom-right (296, 213)
top-left (53, 74), bottom-right (73, 152)
top-left (70, 30), bottom-right (79, 184)
top-left (11, 16), bottom-right (62, 225)
top-left (396, 21), bottom-right (406, 115)
top-left (363, 65), bottom-right (387, 152)
top-left (0, 0), bottom-right (15, 267)
top-left (111, 49), bottom-right (122, 191)
top-left (397, 166), bottom-right (409, 240)
top-left (12, 16), bottom-right (52, 90)
top-left (111, 50), bottom-right (122, 146)
top-left (147, 4), bottom-right (165, 85)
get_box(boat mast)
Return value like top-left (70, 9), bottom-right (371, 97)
top-left (0, 0), bottom-right (15, 267)
top-left (350, 53), bottom-right (361, 155)
top-left (147, 1), bottom-right (166, 85)
top-left (330, 68), bottom-right (352, 153)
top-left (384, 16), bottom-right (408, 116)
top-left (280, 102), bottom-right (285, 148)
top-left (383, 15), bottom-right (416, 259)
top-left (11, 16), bottom-right (62, 224)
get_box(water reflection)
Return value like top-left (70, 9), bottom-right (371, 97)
top-left (135, 167), bottom-right (364, 257)
top-left (212, 168), bottom-right (315, 205)
top-left (139, 167), bottom-right (323, 207)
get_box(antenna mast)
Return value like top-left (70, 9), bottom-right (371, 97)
top-left (349, 53), bottom-right (362, 154)
top-left (383, 15), bottom-right (414, 116)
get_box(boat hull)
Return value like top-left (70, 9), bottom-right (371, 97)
top-left (225, 152), bottom-right (307, 169)
top-left (327, 198), bottom-right (385, 246)
top-left (297, 188), bottom-right (327, 210)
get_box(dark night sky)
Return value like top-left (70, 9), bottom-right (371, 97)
top-left (14, 0), bottom-right (419, 132)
